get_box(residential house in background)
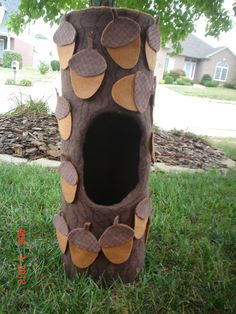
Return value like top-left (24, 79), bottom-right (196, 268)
top-left (155, 34), bottom-right (236, 84)
top-left (0, 0), bottom-right (33, 66)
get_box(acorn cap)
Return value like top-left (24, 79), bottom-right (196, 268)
top-left (59, 161), bottom-right (78, 185)
top-left (53, 21), bottom-right (76, 46)
top-left (69, 49), bottom-right (107, 77)
top-left (134, 71), bottom-right (151, 113)
top-left (135, 196), bottom-right (152, 219)
top-left (53, 212), bottom-right (69, 236)
top-left (68, 224), bottom-right (100, 253)
top-left (99, 217), bottom-right (134, 248)
top-left (55, 96), bottom-right (70, 120)
top-left (146, 23), bottom-right (160, 52)
top-left (101, 17), bottom-right (140, 48)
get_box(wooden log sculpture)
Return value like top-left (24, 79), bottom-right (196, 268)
top-left (53, 7), bottom-right (160, 283)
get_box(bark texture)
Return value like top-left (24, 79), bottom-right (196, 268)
top-left (57, 7), bottom-right (156, 283)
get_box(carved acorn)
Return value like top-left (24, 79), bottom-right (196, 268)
top-left (53, 20), bottom-right (76, 70)
top-left (53, 211), bottom-right (69, 254)
top-left (58, 161), bottom-right (78, 203)
top-left (145, 20), bottom-right (160, 72)
top-left (134, 196), bottom-right (152, 240)
top-left (101, 9), bottom-right (141, 69)
top-left (68, 223), bottom-right (100, 268)
top-left (55, 96), bottom-right (72, 141)
top-left (112, 71), bottom-right (151, 113)
top-left (99, 216), bottom-right (134, 264)
top-left (69, 36), bottom-right (107, 99)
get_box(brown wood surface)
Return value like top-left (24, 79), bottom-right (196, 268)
top-left (58, 7), bottom-right (155, 283)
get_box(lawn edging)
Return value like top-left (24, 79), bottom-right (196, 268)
top-left (1, 153), bottom-right (235, 173)
top-left (0, 154), bottom-right (60, 169)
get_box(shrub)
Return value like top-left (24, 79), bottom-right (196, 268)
top-left (224, 82), bottom-right (236, 89)
top-left (164, 76), bottom-right (174, 84)
top-left (201, 74), bottom-right (212, 86)
top-left (163, 70), bottom-right (169, 80)
top-left (19, 79), bottom-right (32, 87)
top-left (5, 78), bottom-right (16, 85)
top-left (51, 60), bottom-right (60, 71)
top-left (204, 80), bottom-right (219, 87)
top-left (169, 69), bottom-right (186, 81)
top-left (2, 50), bottom-right (23, 69)
top-left (38, 61), bottom-right (50, 74)
top-left (176, 78), bottom-right (185, 85)
top-left (5, 78), bottom-right (32, 86)
top-left (176, 76), bottom-right (193, 86)
top-left (4, 94), bottom-right (49, 117)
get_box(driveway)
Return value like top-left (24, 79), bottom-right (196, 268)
top-left (154, 85), bottom-right (236, 138)
top-left (1, 81), bottom-right (236, 138)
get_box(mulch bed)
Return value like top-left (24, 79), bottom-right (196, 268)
top-left (0, 115), bottom-right (228, 169)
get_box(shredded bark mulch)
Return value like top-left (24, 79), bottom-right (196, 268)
top-left (0, 115), bottom-right (228, 169)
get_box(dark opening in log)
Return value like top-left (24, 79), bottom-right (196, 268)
top-left (83, 112), bottom-right (141, 205)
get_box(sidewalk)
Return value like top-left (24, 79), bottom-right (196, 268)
top-left (1, 81), bottom-right (236, 138)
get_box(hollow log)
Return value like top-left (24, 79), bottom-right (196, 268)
top-left (53, 7), bottom-right (159, 283)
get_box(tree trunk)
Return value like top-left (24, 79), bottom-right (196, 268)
top-left (53, 6), bottom-right (158, 284)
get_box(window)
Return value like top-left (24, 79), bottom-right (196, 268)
top-left (164, 55), bottom-right (175, 72)
top-left (184, 61), bottom-right (196, 80)
top-left (185, 57), bottom-right (197, 63)
top-left (214, 59), bottom-right (228, 81)
top-left (0, 6), bottom-right (6, 24)
top-left (164, 56), bottom-right (169, 70)
top-left (0, 39), bottom-right (4, 58)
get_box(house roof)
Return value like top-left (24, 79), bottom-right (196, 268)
top-left (0, 0), bottom-right (20, 33)
top-left (205, 46), bottom-right (229, 57)
top-left (167, 34), bottom-right (236, 60)
top-left (178, 34), bottom-right (216, 59)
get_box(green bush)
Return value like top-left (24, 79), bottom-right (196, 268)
top-left (50, 60), bottom-right (60, 71)
top-left (19, 79), bottom-right (32, 87)
top-left (169, 69), bottom-right (186, 81)
top-left (224, 82), bottom-right (236, 89)
top-left (204, 80), bottom-right (219, 87)
top-left (38, 61), bottom-right (50, 74)
top-left (164, 76), bottom-right (174, 84)
top-left (176, 78), bottom-right (185, 85)
top-left (176, 76), bottom-right (193, 86)
top-left (4, 94), bottom-right (49, 117)
top-left (2, 50), bottom-right (23, 69)
top-left (201, 74), bottom-right (212, 85)
top-left (4, 78), bottom-right (32, 86)
top-left (5, 78), bottom-right (16, 85)
top-left (163, 70), bottom-right (169, 80)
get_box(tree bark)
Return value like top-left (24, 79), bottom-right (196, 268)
top-left (55, 7), bottom-right (156, 284)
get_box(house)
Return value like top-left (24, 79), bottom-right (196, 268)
top-left (0, 0), bottom-right (33, 66)
top-left (155, 34), bottom-right (236, 84)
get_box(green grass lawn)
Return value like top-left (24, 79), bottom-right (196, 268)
top-left (0, 66), bottom-right (59, 84)
top-left (209, 137), bottom-right (236, 161)
top-left (167, 86), bottom-right (236, 102)
top-left (0, 164), bottom-right (236, 313)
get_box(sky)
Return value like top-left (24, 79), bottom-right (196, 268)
top-left (194, 0), bottom-right (236, 54)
